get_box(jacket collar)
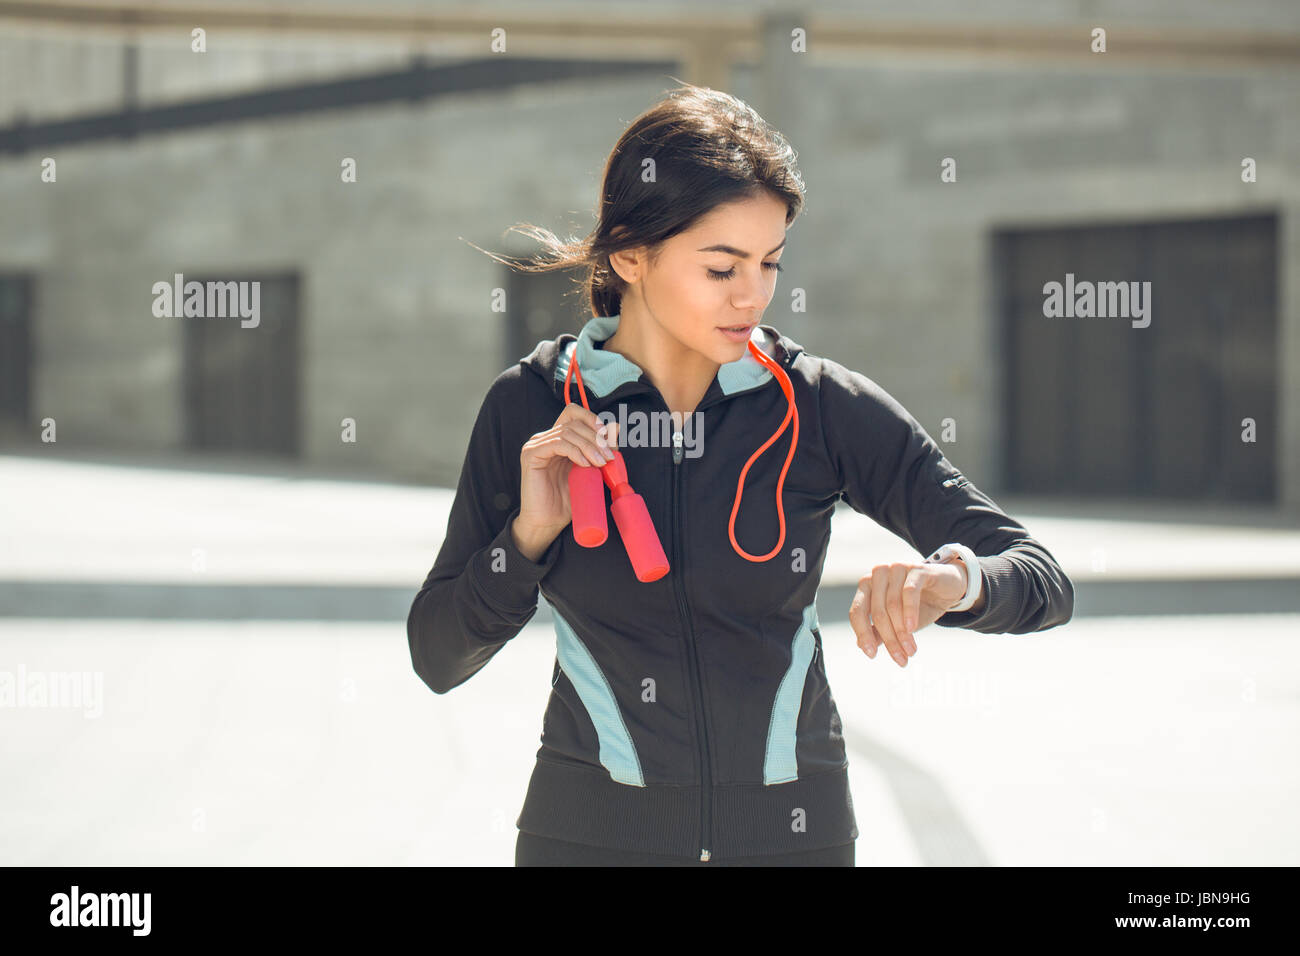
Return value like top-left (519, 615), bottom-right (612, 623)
top-left (525, 313), bottom-right (802, 409)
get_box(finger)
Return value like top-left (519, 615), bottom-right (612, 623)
top-left (558, 406), bottom-right (614, 458)
top-left (560, 402), bottom-right (604, 430)
top-left (884, 563), bottom-right (915, 657)
top-left (897, 567), bottom-right (924, 657)
top-left (871, 565), bottom-right (907, 667)
top-left (902, 566), bottom-right (925, 644)
top-left (534, 434), bottom-right (599, 471)
top-left (560, 422), bottom-right (615, 467)
top-left (849, 582), bottom-right (878, 658)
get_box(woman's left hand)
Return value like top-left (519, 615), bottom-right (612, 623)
top-left (848, 561), bottom-right (967, 667)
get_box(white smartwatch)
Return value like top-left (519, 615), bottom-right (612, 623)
top-left (925, 543), bottom-right (982, 613)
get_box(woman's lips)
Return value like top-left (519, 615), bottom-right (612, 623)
top-left (718, 323), bottom-right (756, 342)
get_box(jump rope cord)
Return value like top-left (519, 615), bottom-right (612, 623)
top-left (563, 337), bottom-right (799, 563)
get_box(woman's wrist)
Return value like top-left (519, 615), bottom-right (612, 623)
top-left (949, 559), bottom-right (986, 613)
top-left (510, 516), bottom-right (559, 563)
top-left (930, 546), bottom-right (984, 614)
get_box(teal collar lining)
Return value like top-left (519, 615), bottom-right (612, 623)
top-left (554, 313), bottom-right (775, 399)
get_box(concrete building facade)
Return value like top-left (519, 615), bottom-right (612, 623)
top-left (1, 0), bottom-right (1296, 509)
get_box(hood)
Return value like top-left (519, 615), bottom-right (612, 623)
top-left (520, 312), bottom-right (807, 409)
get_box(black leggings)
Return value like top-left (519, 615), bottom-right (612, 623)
top-left (516, 831), bottom-right (855, 866)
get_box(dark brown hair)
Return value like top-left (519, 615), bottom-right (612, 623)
top-left (471, 80), bottom-right (806, 319)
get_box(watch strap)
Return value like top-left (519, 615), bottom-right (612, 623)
top-left (925, 543), bottom-right (982, 613)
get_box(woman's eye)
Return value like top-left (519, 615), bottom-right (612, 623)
top-left (707, 262), bottom-right (784, 281)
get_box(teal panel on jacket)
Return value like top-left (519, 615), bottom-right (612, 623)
top-left (764, 600), bottom-right (821, 785)
top-left (552, 606), bottom-right (645, 787)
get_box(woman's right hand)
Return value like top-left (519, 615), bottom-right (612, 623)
top-left (516, 404), bottom-right (618, 544)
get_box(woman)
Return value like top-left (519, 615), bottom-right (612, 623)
top-left (407, 84), bottom-right (1074, 866)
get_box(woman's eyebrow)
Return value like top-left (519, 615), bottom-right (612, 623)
top-left (696, 238), bottom-right (787, 258)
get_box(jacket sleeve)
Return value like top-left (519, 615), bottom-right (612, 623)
top-left (816, 356), bottom-right (1073, 634)
top-left (407, 366), bottom-right (564, 694)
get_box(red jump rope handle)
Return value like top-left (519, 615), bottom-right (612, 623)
top-left (567, 448), bottom-right (670, 582)
top-left (560, 355), bottom-right (668, 581)
top-left (610, 490), bottom-right (670, 582)
top-left (568, 463), bottom-right (608, 547)
top-left (600, 449), bottom-right (669, 582)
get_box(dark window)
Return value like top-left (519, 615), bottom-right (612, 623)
top-left (503, 266), bottom-right (591, 371)
top-left (995, 213), bottom-right (1277, 503)
top-left (0, 273), bottom-right (32, 442)
top-left (182, 273), bottom-right (300, 457)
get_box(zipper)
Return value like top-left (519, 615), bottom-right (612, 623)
top-left (670, 422), bottom-right (712, 862)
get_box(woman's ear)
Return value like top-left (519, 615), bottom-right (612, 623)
top-left (608, 246), bottom-right (643, 286)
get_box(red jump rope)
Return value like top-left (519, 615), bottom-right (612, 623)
top-left (562, 335), bottom-right (800, 582)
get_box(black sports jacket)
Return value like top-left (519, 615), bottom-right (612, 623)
top-left (407, 313), bottom-right (1074, 862)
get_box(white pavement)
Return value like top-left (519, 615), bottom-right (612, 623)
top-left (4, 453), bottom-right (1300, 587)
top-left (3, 612), bottom-right (1297, 866)
top-left (2, 453), bottom-right (1298, 866)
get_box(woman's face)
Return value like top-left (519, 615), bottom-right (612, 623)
top-left (611, 191), bottom-right (788, 364)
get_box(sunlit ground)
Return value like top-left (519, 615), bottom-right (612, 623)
top-left (2, 454), bottom-right (1297, 866)
top-left (2, 612), bottom-right (1296, 867)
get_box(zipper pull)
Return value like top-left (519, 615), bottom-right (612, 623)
top-left (673, 430), bottom-right (683, 465)
top-left (700, 848), bottom-right (711, 862)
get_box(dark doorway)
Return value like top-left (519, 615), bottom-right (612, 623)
top-left (182, 273), bottom-right (301, 457)
top-left (995, 213), bottom-right (1277, 503)
top-left (503, 266), bottom-right (591, 370)
top-left (0, 273), bottom-right (32, 445)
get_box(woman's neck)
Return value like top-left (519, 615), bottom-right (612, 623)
top-left (601, 308), bottom-right (719, 418)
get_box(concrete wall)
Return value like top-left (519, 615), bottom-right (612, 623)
top-left (732, 61), bottom-right (1300, 498)
top-left (1, 2), bottom-right (1297, 504)
top-left (0, 74), bottom-right (666, 485)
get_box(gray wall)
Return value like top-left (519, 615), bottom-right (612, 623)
top-left (1, 1), bottom-right (1297, 503)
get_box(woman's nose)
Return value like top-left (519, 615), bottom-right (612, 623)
top-left (732, 271), bottom-right (771, 309)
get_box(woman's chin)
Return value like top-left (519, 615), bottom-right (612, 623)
top-left (697, 328), bottom-right (751, 362)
